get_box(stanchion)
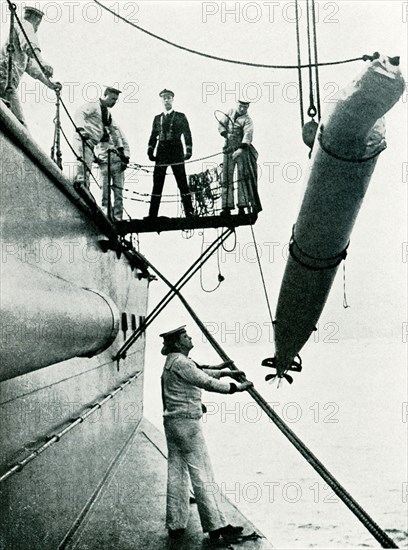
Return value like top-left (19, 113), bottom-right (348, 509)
top-left (51, 85), bottom-right (63, 169)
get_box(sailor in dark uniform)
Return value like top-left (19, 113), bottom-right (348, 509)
top-left (147, 89), bottom-right (194, 218)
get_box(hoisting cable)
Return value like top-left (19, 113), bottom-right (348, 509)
top-left (299, 0), bottom-right (320, 152)
top-left (92, 0), bottom-right (370, 70)
top-left (139, 257), bottom-right (398, 549)
top-left (114, 229), bottom-right (234, 362)
top-left (295, 0), bottom-right (305, 128)
top-left (306, 0), bottom-right (317, 120)
top-left (248, 224), bottom-right (275, 329)
top-left (311, 0), bottom-right (322, 120)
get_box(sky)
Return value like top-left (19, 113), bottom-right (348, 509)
top-left (1, 0), bottom-right (406, 362)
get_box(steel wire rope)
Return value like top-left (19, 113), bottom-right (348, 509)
top-left (136, 151), bottom-right (223, 169)
top-left (233, 150), bottom-right (275, 331)
top-left (248, 223), bottom-right (275, 331)
top-left (92, 0), bottom-right (369, 70)
top-left (306, 0), bottom-right (317, 119)
top-left (119, 181), bottom-right (222, 199)
top-left (311, 0), bottom-right (322, 120)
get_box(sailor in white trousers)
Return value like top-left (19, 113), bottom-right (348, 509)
top-left (95, 125), bottom-right (130, 221)
top-left (73, 86), bottom-right (123, 188)
top-left (0, 6), bottom-right (59, 126)
top-left (160, 326), bottom-right (252, 543)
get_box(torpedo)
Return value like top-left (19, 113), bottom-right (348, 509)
top-left (263, 54), bottom-right (405, 383)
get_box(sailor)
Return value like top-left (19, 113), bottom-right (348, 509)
top-left (0, 6), bottom-right (60, 126)
top-left (146, 89), bottom-right (194, 218)
top-left (73, 86), bottom-right (129, 192)
top-left (160, 325), bottom-right (252, 542)
top-left (218, 100), bottom-right (261, 216)
top-left (94, 123), bottom-right (130, 221)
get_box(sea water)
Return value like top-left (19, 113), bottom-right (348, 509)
top-left (144, 337), bottom-right (407, 548)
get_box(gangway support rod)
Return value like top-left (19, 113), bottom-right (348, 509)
top-left (114, 228), bottom-right (234, 362)
top-left (142, 259), bottom-right (398, 549)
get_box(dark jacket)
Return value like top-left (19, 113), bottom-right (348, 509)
top-left (148, 111), bottom-right (192, 163)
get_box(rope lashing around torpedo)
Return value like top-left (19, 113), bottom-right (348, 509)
top-left (130, 251), bottom-right (399, 549)
top-left (318, 129), bottom-right (388, 163)
top-left (289, 225), bottom-right (350, 271)
top-left (259, 224), bottom-right (351, 385)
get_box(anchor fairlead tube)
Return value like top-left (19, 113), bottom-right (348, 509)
top-left (0, 256), bottom-right (120, 382)
top-left (269, 55), bottom-right (405, 380)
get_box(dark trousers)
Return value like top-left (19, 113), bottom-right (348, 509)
top-left (149, 162), bottom-right (193, 218)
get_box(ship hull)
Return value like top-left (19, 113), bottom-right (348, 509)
top-left (0, 102), bottom-right (149, 549)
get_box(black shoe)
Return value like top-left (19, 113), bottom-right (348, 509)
top-left (73, 179), bottom-right (85, 191)
top-left (209, 525), bottom-right (244, 542)
top-left (168, 528), bottom-right (186, 539)
top-left (220, 208), bottom-right (232, 217)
